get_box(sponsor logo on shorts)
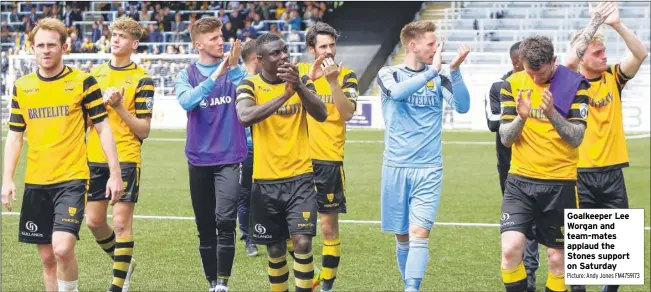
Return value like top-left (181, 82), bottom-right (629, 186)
top-left (253, 224), bottom-right (272, 239)
top-left (298, 212), bottom-right (315, 228)
top-left (500, 213), bottom-right (514, 226)
top-left (556, 226), bottom-right (564, 243)
top-left (21, 221), bottom-right (44, 238)
top-left (324, 193), bottom-right (340, 208)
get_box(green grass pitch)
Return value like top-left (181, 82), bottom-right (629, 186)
top-left (2, 130), bottom-right (649, 291)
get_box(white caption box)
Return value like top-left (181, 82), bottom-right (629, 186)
top-left (564, 209), bottom-right (645, 285)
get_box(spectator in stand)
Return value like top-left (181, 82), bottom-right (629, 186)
top-left (91, 22), bottom-right (102, 42)
top-left (139, 5), bottom-right (151, 22)
top-left (117, 7), bottom-right (126, 18)
top-left (241, 20), bottom-right (257, 40)
top-left (81, 36), bottom-right (96, 53)
top-left (288, 9), bottom-right (302, 31)
top-left (51, 4), bottom-right (61, 20)
top-left (172, 12), bottom-right (188, 42)
top-left (269, 23), bottom-right (283, 38)
top-left (222, 22), bottom-right (237, 42)
top-left (83, 60), bottom-right (93, 72)
top-left (147, 23), bottom-right (163, 52)
top-left (309, 7), bottom-right (322, 26)
top-left (9, 7), bottom-right (20, 23)
top-left (95, 35), bottom-right (110, 53)
top-left (218, 8), bottom-right (230, 25)
top-left (163, 7), bottom-right (175, 31)
top-left (128, 6), bottom-right (138, 20)
top-left (70, 32), bottom-right (82, 53)
top-left (287, 27), bottom-right (301, 53)
top-left (63, 5), bottom-right (74, 27)
top-left (230, 10), bottom-right (244, 31)
top-left (275, 2), bottom-right (286, 20)
top-left (251, 13), bottom-right (265, 31)
top-left (29, 6), bottom-right (39, 23)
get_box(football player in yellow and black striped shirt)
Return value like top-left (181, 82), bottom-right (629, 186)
top-left (235, 33), bottom-right (327, 292)
top-left (1, 18), bottom-right (123, 292)
top-left (498, 36), bottom-right (589, 292)
top-left (566, 3), bottom-right (647, 292)
top-left (86, 17), bottom-right (154, 292)
top-left (295, 22), bottom-right (358, 292)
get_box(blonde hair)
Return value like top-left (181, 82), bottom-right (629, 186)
top-left (110, 16), bottom-right (143, 39)
top-left (570, 29), bottom-right (605, 47)
top-left (400, 20), bottom-right (436, 47)
top-left (29, 18), bottom-right (68, 45)
top-left (190, 17), bottom-right (222, 42)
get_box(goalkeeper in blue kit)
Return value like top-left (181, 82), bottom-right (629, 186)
top-left (376, 21), bottom-right (471, 292)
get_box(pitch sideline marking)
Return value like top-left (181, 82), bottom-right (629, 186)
top-left (1, 212), bottom-right (649, 230)
top-left (1, 134), bottom-right (649, 145)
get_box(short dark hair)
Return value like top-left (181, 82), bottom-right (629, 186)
top-left (519, 36), bottom-right (554, 71)
top-left (509, 41), bottom-right (521, 56)
top-left (241, 39), bottom-right (257, 62)
top-left (305, 22), bottom-right (339, 48)
top-left (255, 33), bottom-right (282, 56)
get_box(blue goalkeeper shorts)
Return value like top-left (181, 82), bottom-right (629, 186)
top-left (380, 165), bottom-right (443, 235)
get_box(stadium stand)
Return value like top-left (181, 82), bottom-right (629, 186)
top-left (365, 1), bottom-right (650, 96)
top-left (1, 1), bottom-right (345, 122)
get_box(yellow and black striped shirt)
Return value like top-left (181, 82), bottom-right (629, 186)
top-left (87, 62), bottom-right (155, 166)
top-left (578, 64), bottom-right (631, 171)
top-left (9, 66), bottom-right (107, 185)
top-left (235, 73), bottom-right (316, 180)
top-left (297, 63), bottom-right (358, 162)
top-left (500, 70), bottom-right (589, 180)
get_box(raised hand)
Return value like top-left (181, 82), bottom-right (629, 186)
top-left (229, 39), bottom-right (242, 67)
top-left (589, 2), bottom-right (619, 26)
top-left (106, 86), bottom-right (125, 108)
top-left (540, 88), bottom-right (555, 118)
top-left (280, 57), bottom-right (300, 96)
top-left (450, 44), bottom-right (471, 71)
top-left (323, 57), bottom-right (341, 84)
top-left (212, 53), bottom-right (231, 80)
top-left (309, 54), bottom-right (327, 80)
top-left (516, 90), bottom-right (532, 120)
top-left (433, 41), bottom-right (444, 72)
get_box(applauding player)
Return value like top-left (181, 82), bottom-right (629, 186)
top-left (236, 33), bottom-right (327, 292)
top-left (377, 20), bottom-right (471, 292)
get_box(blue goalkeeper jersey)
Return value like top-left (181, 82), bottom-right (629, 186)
top-left (376, 64), bottom-right (470, 168)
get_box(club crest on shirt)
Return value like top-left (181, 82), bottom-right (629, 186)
top-left (426, 80), bottom-right (435, 91)
top-left (579, 103), bottom-right (588, 118)
top-left (64, 81), bottom-right (75, 92)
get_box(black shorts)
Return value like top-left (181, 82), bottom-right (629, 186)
top-left (500, 174), bottom-right (579, 249)
top-left (313, 160), bottom-right (347, 214)
top-left (88, 163), bottom-right (141, 203)
top-left (249, 173), bottom-right (318, 245)
top-left (19, 180), bottom-right (87, 244)
top-left (578, 168), bottom-right (628, 209)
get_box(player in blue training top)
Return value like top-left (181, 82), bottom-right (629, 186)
top-left (376, 20), bottom-right (471, 292)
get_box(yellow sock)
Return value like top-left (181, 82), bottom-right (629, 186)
top-left (546, 272), bottom-right (568, 292)
top-left (501, 262), bottom-right (527, 292)
top-left (286, 239), bottom-right (296, 260)
top-left (96, 231), bottom-right (116, 257)
top-left (268, 255), bottom-right (289, 292)
top-left (322, 238), bottom-right (341, 285)
top-left (293, 252), bottom-right (314, 292)
top-left (110, 237), bottom-right (134, 290)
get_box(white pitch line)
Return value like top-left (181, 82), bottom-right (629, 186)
top-left (1, 134), bottom-right (648, 145)
top-left (1, 212), bottom-right (649, 230)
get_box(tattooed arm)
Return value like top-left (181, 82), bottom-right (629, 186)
top-left (499, 117), bottom-right (526, 148)
top-left (565, 2), bottom-right (615, 70)
top-left (548, 111), bottom-right (586, 148)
